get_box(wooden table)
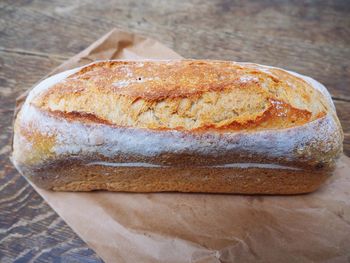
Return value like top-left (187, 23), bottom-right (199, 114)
top-left (1, 0), bottom-right (349, 261)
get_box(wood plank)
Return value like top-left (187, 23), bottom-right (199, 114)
top-left (0, 51), bottom-right (102, 262)
top-left (334, 100), bottom-right (350, 157)
top-left (335, 101), bottom-right (350, 133)
top-left (0, 0), bottom-right (349, 100)
top-left (0, 169), bottom-right (102, 262)
top-left (344, 134), bottom-right (350, 158)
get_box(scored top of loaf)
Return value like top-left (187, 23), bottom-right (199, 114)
top-left (31, 60), bottom-right (330, 131)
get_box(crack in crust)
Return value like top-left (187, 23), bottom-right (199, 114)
top-left (32, 60), bottom-right (327, 131)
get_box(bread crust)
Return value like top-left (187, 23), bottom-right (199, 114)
top-left (12, 60), bottom-right (343, 194)
top-left (32, 60), bottom-right (328, 131)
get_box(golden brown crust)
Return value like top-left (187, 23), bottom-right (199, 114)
top-left (32, 60), bottom-right (328, 131)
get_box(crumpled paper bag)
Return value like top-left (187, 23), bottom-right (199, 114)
top-left (16, 29), bottom-right (350, 263)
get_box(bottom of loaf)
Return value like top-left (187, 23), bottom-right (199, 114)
top-left (21, 164), bottom-right (330, 194)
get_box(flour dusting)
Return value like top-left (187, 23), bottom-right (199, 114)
top-left (15, 60), bottom-right (342, 168)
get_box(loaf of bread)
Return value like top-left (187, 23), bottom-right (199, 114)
top-left (12, 60), bottom-right (343, 194)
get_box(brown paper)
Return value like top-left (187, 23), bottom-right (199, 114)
top-left (19, 28), bottom-right (350, 262)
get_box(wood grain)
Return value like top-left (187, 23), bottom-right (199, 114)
top-left (335, 100), bottom-right (350, 156)
top-left (0, 169), bottom-right (102, 262)
top-left (0, 0), bottom-right (349, 261)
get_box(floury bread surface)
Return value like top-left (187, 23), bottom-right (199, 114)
top-left (12, 60), bottom-right (343, 194)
